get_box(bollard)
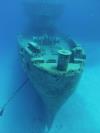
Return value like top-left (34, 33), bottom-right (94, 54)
top-left (74, 47), bottom-right (82, 58)
top-left (57, 49), bottom-right (72, 71)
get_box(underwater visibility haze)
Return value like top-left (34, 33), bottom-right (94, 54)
top-left (0, 0), bottom-right (100, 133)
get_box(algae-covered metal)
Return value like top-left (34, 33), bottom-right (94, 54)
top-left (18, 35), bottom-right (86, 130)
top-left (18, 1), bottom-right (86, 131)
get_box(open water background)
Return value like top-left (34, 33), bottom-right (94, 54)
top-left (0, 0), bottom-right (100, 133)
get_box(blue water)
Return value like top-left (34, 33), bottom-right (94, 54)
top-left (0, 0), bottom-right (100, 133)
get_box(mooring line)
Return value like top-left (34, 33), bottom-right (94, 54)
top-left (0, 78), bottom-right (29, 116)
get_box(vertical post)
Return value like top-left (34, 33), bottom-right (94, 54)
top-left (57, 49), bottom-right (72, 71)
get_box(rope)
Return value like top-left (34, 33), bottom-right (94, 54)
top-left (0, 78), bottom-right (29, 116)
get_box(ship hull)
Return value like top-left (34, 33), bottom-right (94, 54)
top-left (18, 36), bottom-right (85, 131)
top-left (24, 61), bottom-right (82, 129)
